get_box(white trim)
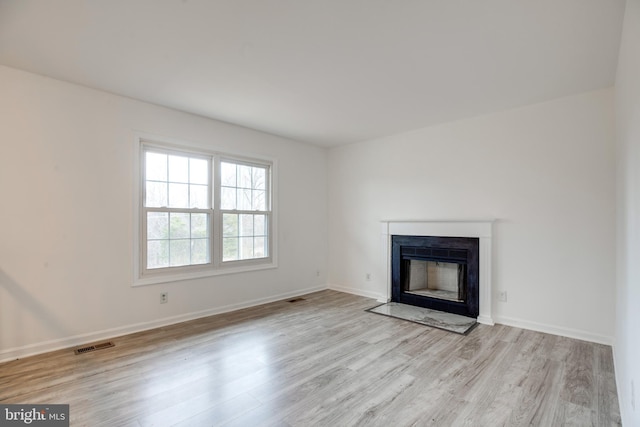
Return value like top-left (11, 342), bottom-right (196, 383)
top-left (494, 315), bottom-right (614, 346)
top-left (0, 285), bottom-right (326, 364)
top-left (381, 220), bottom-right (495, 325)
top-left (327, 283), bottom-right (387, 303)
top-left (133, 138), bottom-right (142, 284)
top-left (133, 261), bottom-right (279, 286)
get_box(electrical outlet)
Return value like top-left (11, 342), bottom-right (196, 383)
top-left (498, 291), bottom-right (507, 302)
top-left (160, 292), bottom-right (168, 304)
top-left (366, 273), bottom-right (371, 281)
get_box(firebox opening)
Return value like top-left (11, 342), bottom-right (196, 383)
top-left (403, 259), bottom-right (466, 303)
top-left (391, 235), bottom-right (479, 318)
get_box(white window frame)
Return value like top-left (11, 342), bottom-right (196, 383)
top-left (133, 135), bottom-right (277, 286)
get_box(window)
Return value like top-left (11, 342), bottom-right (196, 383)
top-left (137, 140), bottom-right (274, 284)
top-left (143, 150), bottom-right (212, 270)
top-left (220, 161), bottom-right (269, 261)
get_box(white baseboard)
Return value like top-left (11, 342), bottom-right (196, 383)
top-left (494, 315), bottom-right (614, 346)
top-left (326, 287), bottom-right (612, 345)
top-left (476, 315), bottom-right (495, 326)
top-left (0, 285), bottom-right (328, 364)
top-left (327, 283), bottom-right (387, 303)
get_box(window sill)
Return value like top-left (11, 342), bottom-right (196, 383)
top-left (132, 261), bottom-right (278, 287)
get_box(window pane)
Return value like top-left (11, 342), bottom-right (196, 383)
top-left (252, 167), bottom-right (266, 190)
top-left (240, 237), bottom-right (254, 259)
top-left (191, 213), bottom-right (208, 238)
top-left (223, 213), bottom-right (238, 237)
top-left (254, 214), bottom-right (266, 236)
top-left (191, 238), bottom-right (209, 264)
top-left (238, 165), bottom-right (252, 188)
top-left (146, 152), bottom-right (167, 181)
top-left (168, 183), bottom-right (189, 208)
top-left (146, 181), bottom-right (167, 207)
top-left (170, 213), bottom-right (190, 239)
top-left (223, 237), bottom-right (238, 261)
top-left (254, 236), bottom-right (266, 258)
top-left (221, 187), bottom-right (236, 210)
top-left (238, 188), bottom-right (252, 210)
top-left (221, 213), bottom-right (269, 262)
top-left (240, 214), bottom-right (253, 236)
top-left (252, 190), bottom-right (265, 211)
top-left (221, 162), bottom-right (236, 186)
top-left (169, 155), bottom-right (189, 183)
top-left (189, 158), bottom-right (208, 185)
top-left (147, 212), bottom-right (169, 239)
top-left (170, 239), bottom-right (190, 266)
top-left (189, 184), bottom-right (208, 209)
top-left (148, 240), bottom-right (169, 269)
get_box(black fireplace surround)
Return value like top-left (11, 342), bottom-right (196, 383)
top-left (391, 235), bottom-right (479, 318)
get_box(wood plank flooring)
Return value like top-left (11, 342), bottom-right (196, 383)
top-left (0, 290), bottom-right (620, 426)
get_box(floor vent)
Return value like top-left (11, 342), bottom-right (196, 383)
top-left (288, 297), bottom-right (306, 303)
top-left (74, 341), bottom-right (115, 355)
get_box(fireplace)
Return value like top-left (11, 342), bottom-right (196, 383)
top-left (380, 219), bottom-right (495, 325)
top-left (391, 235), bottom-right (479, 318)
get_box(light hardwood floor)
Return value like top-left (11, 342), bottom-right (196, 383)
top-left (0, 290), bottom-right (620, 426)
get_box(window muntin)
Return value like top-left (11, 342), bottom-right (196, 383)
top-left (139, 141), bottom-right (272, 280)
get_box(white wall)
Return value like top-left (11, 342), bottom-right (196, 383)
top-left (615, 0), bottom-right (640, 424)
top-left (0, 65), bottom-right (328, 361)
top-left (328, 89), bottom-right (616, 344)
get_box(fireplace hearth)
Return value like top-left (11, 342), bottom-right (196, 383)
top-left (391, 235), bottom-right (479, 318)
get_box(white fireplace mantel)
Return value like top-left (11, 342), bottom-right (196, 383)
top-left (381, 220), bottom-right (495, 325)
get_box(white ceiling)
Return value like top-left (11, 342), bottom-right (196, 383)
top-left (0, 0), bottom-right (626, 147)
